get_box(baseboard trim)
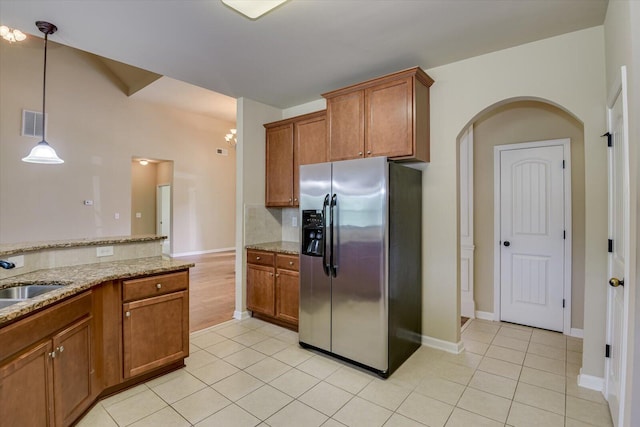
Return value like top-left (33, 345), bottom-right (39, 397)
top-left (422, 335), bottom-right (464, 354)
top-left (233, 310), bottom-right (251, 320)
top-left (570, 328), bottom-right (584, 338)
top-left (172, 247), bottom-right (235, 257)
top-left (475, 311), bottom-right (495, 321)
top-left (578, 369), bottom-right (604, 392)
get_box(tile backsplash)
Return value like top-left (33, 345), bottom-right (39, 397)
top-left (244, 205), bottom-right (299, 245)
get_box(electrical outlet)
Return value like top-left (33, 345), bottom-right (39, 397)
top-left (96, 246), bottom-right (114, 257)
top-left (83, 200), bottom-right (93, 206)
top-left (114, 213), bottom-right (120, 220)
top-left (292, 216), bottom-right (298, 227)
top-left (136, 212), bottom-right (142, 218)
top-left (7, 255), bottom-right (24, 268)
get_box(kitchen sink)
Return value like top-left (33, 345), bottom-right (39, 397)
top-left (0, 284), bottom-right (66, 300)
top-left (0, 299), bottom-right (25, 309)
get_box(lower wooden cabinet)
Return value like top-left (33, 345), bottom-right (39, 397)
top-left (0, 292), bottom-right (93, 427)
top-left (122, 272), bottom-right (189, 379)
top-left (0, 268), bottom-right (190, 427)
top-left (246, 249), bottom-right (299, 329)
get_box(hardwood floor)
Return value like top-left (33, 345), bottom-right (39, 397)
top-left (175, 251), bottom-right (236, 332)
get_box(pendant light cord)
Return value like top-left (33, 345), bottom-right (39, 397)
top-left (41, 31), bottom-right (48, 141)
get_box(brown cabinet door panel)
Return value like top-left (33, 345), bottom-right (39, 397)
top-left (0, 341), bottom-right (54, 427)
top-left (366, 77), bottom-right (413, 158)
top-left (328, 91), bottom-right (365, 161)
top-left (123, 291), bottom-right (189, 379)
top-left (52, 316), bottom-right (93, 426)
top-left (295, 114), bottom-right (327, 205)
top-left (246, 264), bottom-right (275, 316)
top-left (266, 123), bottom-right (294, 206)
top-left (275, 270), bottom-right (299, 325)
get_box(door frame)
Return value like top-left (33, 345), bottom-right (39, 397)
top-left (493, 138), bottom-right (572, 334)
top-left (156, 184), bottom-right (172, 256)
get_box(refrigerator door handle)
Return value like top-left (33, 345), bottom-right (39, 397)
top-left (322, 194), bottom-right (331, 276)
top-left (330, 193), bottom-right (338, 278)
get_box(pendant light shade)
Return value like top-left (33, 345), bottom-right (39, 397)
top-left (22, 140), bottom-right (64, 164)
top-left (22, 21), bottom-right (64, 165)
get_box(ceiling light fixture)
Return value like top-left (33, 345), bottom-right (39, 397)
top-left (22, 21), bottom-right (64, 164)
top-left (225, 128), bottom-right (237, 146)
top-left (221, 0), bottom-right (288, 19)
top-left (0, 25), bottom-right (27, 43)
top-left (139, 160), bottom-right (149, 166)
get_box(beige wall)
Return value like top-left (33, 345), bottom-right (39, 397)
top-left (423, 27), bottom-right (606, 360)
top-left (604, 0), bottom-right (640, 422)
top-left (471, 101), bottom-right (585, 329)
top-left (131, 161), bottom-right (157, 235)
top-left (0, 38), bottom-right (236, 254)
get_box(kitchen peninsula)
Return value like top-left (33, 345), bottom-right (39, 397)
top-left (0, 235), bottom-right (193, 426)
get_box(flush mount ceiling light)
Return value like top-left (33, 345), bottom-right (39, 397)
top-left (221, 0), bottom-right (288, 19)
top-left (22, 21), bottom-right (64, 164)
top-left (0, 25), bottom-right (27, 43)
top-left (139, 160), bottom-right (149, 166)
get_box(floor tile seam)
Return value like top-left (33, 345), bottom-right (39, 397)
top-left (512, 389), bottom-right (566, 416)
top-left (465, 380), bottom-right (516, 401)
top-left (108, 392), bottom-right (169, 427)
top-left (566, 392), bottom-right (611, 407)
top-left (506, 399), bottom-right (567, 424)
top-left (270, 397), bottom-right (331, 425)
top-left (204, 342), bottom-right (248, 359)
top-left (131, 405), bottom-right (193, 427)
top-left (301, 384), bottom-right (358, 418)
top-left (102, 383), bottom-right (152, 410)
top-left (147, 374), bottom-right (208, 407)
top-left (97, 402), bottom-right (124, 427)
top-left (454, 389), bottom-right (511, 424)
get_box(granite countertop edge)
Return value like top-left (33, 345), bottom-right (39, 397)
top-left (0, 235), bottom-right (166, 257)
top-left (0, 256), bottom-right (194, 326)
top-left (245, 241), bottom-right (299, 255)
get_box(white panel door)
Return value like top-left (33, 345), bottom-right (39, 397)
top-left (605, 68), bottom-right (629, 427)
top-left (500, 145), bottom-right (565, 331)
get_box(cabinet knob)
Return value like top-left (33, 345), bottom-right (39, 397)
top-left (289, 261), bottom-right (294, 265)
top-left (276, 273), bottom-right (280, 277)
top-left (156, 283), bottom-right (162, 289)
top-left (294, 198), bottom-right (298, 202)
top-left (57, 346), bottom-right (64, 353)
top-left (289, 198), bottom-right (292, 202)
top-left (256, 256), bottom-right (261, 260)
top-left (367, 150), bottom-right (371, 155)
top-left (358, 151), bottom-right (363, 156)
top-left (49, 351), bottom-right (56, 359)
top-left (270, 272), bottom-right (273, 276)
top-left (125, 311), bottom-right (131, 318)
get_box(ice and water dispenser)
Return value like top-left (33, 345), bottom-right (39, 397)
top-left (302, 210), bottom-right (324, 256)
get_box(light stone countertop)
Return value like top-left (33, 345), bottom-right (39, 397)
top-left (245, 241), bottom-right (300, 255)
top-left (0, 235), bottom-right (165, 257)
top-left (0, 256), bottom-right (193, 326)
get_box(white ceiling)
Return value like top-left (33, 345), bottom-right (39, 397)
top-left (1, 0), bottom-right (608, 112)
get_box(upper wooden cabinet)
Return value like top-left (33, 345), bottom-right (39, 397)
top-left (323, 67), bottom-right (434, 162)
top-left (265, 110), bottom-right (327, 207)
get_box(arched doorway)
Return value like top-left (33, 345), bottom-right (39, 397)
top-left (458, 99), bottom-right (585, 335)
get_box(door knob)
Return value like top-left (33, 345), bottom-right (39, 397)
top-left (609, 277), bottom-right (624, 287)
top-left (503, 241), bottom-right (511, 247)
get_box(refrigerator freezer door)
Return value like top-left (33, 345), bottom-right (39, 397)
top-left (331, 157), bottom-right (388, 371)
top-left (299, 162), bottom-right (332, 352)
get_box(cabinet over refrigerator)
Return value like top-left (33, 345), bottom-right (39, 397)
top-left (299, 156), bottom-right (422, 377)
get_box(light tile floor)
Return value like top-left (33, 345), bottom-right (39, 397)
top-left (78, 318), bottom-right (613, 427)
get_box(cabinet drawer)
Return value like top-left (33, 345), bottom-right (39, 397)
top-left (122, 271), bottom-right (188, 302)
top-left (276, 254), bottom-right (299, 271)
top-left (247, 250), bottom-right (275, 267)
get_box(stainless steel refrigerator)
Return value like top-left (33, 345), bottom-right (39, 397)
top-left (299, 156), bottom-right (422, 377)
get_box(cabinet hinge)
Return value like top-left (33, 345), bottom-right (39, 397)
top-left (602, 132), bottom-right (612, 147)
top-left (608, 239), bottom-right (614, 253)
top-left (606, 344), bottom-right (611, 358)
top-left (563, 299), bottom-right (565, 308)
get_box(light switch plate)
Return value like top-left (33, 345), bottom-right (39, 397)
top-left (96, 246), bottom-right (114, 257)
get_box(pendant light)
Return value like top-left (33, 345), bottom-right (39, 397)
top-left (22, 21), bottom-right (64, 164)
